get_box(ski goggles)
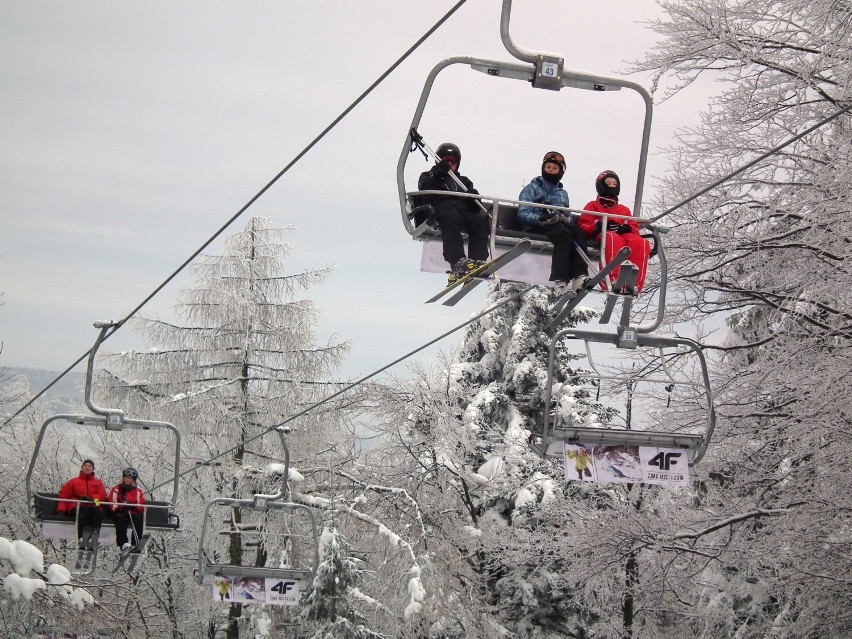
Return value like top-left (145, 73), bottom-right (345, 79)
top-left (542, 151), bottom-right (566, 168)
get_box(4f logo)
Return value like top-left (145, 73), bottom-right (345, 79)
top-left (648, 451), bottom-right (682, 471)
top-left (271, 581), bottom-right (296, 595)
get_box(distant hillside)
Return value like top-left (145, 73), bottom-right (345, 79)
top-left (1, 367), bottom-right (86, 413)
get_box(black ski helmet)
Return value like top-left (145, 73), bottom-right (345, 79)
top-left (595, 170), bottom-right (620, 198)
top-left (122, 467), bottom-right (139, 480)
top-left (436, 142), bottom-right (461, 167)
top-left (541, 151), bottom-right (566, 183)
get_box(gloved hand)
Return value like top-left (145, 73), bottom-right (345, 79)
top-left (93, 498), bottom-right (101, 507)
top-left (616, 223), bottom-right (632, 235)
top-left (593, 221), bottom-right (602, 235)
top-left (606, 220), bottom-right (622, 232)
top-left (434, 159), bottom-right (452, 176)
top-left (541, 211), bottom-right (562, 225)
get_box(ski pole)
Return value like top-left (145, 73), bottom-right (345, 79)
top-left (409, 128), bottom-right (489, 215)
top-left (129, 509), bottom-right (140, 547)
top-left (542, 202), bottom-right (613, 293)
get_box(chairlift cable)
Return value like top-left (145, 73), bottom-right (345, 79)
top-left (148, 283), bottom-right (535, 494)
top-left (3, 0), bottom-right (471, 429)
top-left (648, 102), bottom-right (852, 224)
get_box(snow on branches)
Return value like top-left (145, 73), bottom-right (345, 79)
top-left (0, 537), bottom-right (94, 610)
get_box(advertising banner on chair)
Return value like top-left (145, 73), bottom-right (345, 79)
top-left (212, 575), bottom-right (302, 606)
top-left (564, 443), bottom-right (689, 487)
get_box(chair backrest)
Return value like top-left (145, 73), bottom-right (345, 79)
top-left (146, 501), bottom-right (180, 529)
top-left (495, 203), bottom-right (523, 232)
top-left (33, 492), bottom-right (179, 530)
top-left (34, 492), bottom-right (60, 520)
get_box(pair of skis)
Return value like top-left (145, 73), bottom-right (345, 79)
top-left (598, 262), bottom-right (639, 326)
top-left (113, 534), bottom-right (150, 574)
top-left (548, 247), bottom-right (635, 329)
top-left (73, 527), bottom-right (100, 573)
top-left (423, 240), bottom-right (638, 328)
top-left (425, 240), bottom-right (532, 306)
top-left (72, 528), bottom-right (150, 574)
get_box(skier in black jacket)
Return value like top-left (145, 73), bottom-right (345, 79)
top-left (417, 142), bottom-right (490, 283)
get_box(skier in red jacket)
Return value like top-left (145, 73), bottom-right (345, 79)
top-left (107, 467), bottom-right (145, 553)
top-left (57, 459), bottom-right (107, 548)
top-left (578, 170), bottom-right (651, 294)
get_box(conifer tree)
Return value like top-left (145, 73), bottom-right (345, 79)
top-left (361, 283), bottom-right (614, 637)
top-left (300, 526), bottom-right (387, 639)
top-left (95, 217), bottom-right (351, 637)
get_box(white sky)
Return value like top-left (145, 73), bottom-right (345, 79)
top-left (1, 1), bottom-right (714, 384)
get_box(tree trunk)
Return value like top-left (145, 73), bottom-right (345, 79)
top-left (623, 546), bottom-right (638, 638)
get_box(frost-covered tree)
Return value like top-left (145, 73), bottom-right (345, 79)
top-left (0, 375), bottom-right (96, 637)
top-left (618, 1), bottom-right (852, 636)
top-left (0, 537), bottom-right (97, 637)
top-left (95, 217), bottom-right (352, 638)
top-left (0, 373), bottom-right (40, 535)
top-left (20, 216), bottom-right (444, 638)
top-left (299, 526), bottom-right (387, 639)
top-left (358, 283), bottom-right (628, 637)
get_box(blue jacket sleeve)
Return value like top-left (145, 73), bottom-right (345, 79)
top-left (518, 181), bottom-right (570, 229)
top-left (517, 181), bottom-right (542, 230)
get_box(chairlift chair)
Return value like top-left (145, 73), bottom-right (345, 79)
top-left (25, 322), bottom-right (181, 573)
top-left (194, 428), bottom-right (320, 596)
top-left (533, 327), bottom-right (716, 467)
top-left (398, 0), bottom-right (669, 325)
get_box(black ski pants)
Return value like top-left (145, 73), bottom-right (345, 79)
top-left (72, 504), bottom-right (103, 540)
top-left (535, 221), bottom-right (588, 281)
top-left (435, 207), bottom-right (490, 266)
top-left (114, 510), bottom-right (145, 547)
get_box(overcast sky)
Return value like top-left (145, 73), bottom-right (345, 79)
top-left (1, 1), bottom-right (713, 387)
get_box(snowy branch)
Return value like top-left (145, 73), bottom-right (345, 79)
top-left (673, 506), bottom-right (804, 540)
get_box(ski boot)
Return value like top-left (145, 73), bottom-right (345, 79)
top-left (447, 258), bottom-right (477, 285)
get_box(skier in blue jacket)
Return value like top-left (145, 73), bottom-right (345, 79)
top-left (518, 151), bottom-right (588, 295)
